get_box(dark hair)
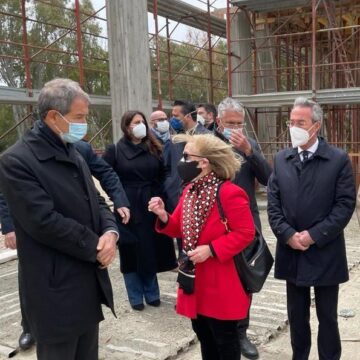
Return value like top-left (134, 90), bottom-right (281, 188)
top-left (120, 110), bottom-right (162, 157)
top-left (198, 103), bottom-right (217, 118)
top-left (173, 100), bottom-right (196, 122)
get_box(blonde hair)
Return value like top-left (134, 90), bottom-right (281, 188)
top-left (173, 134), bottom-right (241, 180)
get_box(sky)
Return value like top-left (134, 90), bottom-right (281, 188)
top-left (91, 0), bottom-right (227, 42)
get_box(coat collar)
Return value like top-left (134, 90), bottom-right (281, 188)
top-left (23, 120), bottom-right (78, 164)
top-left (117, 137), bottom-right (148, 160)
top-left (285, 137), bottom-right (331, 161)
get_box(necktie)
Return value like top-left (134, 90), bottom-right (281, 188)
top-left (302, 150), bottom-right (309, 162)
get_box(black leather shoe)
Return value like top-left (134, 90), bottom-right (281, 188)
top-left (131, 304), bottom-right (144, 311)
top-left (147, 299), bottom-right (161, 307)
top-left (19, 332), bottom-right (35, 350)
top-left (240, 336), bottom-right (259, 360)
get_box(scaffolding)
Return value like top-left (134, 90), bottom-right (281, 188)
top-left (0, 0), bottom-right (228, 105)
top-left (227, 0), bottom-right (360, 185)
top-left (0, 0), bottom-right (359, 185)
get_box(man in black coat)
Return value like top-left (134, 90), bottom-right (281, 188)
top-left (0, 139), bottom-right (129, 351)
top-left (0, 78), bottom-right (118, 360)
top-left (171, 100), bottom-right (210, 135)
top-left (197, 102), bottom-right (217, 131)
top-left (267, 97), bottom-right (356, 360)
top-left (166, 101), bottom-right (211, 253)
top-left (75, 140), bottom-right (130, 224)
top-left (215, 97), bottom-right (272, 360)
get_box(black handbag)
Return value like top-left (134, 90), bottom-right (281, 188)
top-left (177, 250), bottom-right (195, 294)
top-left (216, 183), bottom-right (274, 294)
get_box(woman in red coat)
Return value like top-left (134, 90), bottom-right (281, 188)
top-left (149, 134), bottom-right (255, 360)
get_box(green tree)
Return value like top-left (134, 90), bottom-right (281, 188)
top-left (150, 28), bottom-right (228, 105)
top-left (0, 0), bottom-right (111, 149)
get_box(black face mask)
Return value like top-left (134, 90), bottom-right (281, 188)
top-left (177, 160), bottom-right (201, 183)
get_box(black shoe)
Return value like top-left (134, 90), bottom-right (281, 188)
top-left (131, 304), bottom-right (144, 311)
top-left (19, 332), bottom-right (35, 350)
top-left (147, 299), bottom-right (161, 307)
top-left (240, 336), bottom-right (259, 360)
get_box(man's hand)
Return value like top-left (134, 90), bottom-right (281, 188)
top-left (188, 245), bottom-right (212, 265)
top-left (4, 231), bottom-right (16, 249)
top-left (287, 232), bottom-right (309, 251)
top-left (298, 230), bottom-right (315, 247)
top-left (229, 130), bottom-right (252, 156)
top-left (96, 232), bottom-right (117, 268)
top-left (116, 207), bottom-right (130, 224)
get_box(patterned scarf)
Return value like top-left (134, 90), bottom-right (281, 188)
top-left (151, 127), bottom-right (170, 143)
top-left (182, 172), bottom-right (222, 251)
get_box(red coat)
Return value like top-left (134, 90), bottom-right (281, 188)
top-left (156, 180), bottom-right (255, 320)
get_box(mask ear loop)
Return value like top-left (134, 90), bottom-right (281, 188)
top-left (307, 122), bottom-right (319, 142)
top-left (54, 112), bottom-right (68, 135)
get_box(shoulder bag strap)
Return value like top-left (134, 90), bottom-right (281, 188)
top-left (216, 182), bottom-right (230, 233)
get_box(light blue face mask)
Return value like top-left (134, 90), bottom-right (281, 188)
top-left (222, 127), bottom-right (232, 140)
top-left (57, 112), bottom-right (88, 143)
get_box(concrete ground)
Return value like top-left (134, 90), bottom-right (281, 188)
top-left (177, 265), bottom-right (360, 360)
top-left (0, 194), bottom-right (359, 359)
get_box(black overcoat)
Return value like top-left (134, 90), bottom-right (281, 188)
top-left (0, 121), bottom-right (117, 344)
top-left (103, 138), bottom-right (176, 274)
top-left (214, 131), bottom-right (272, 229)
top-left (267, 138), bottom-right (356, 286)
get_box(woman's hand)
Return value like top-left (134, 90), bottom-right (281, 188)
top-left (148, 197), bottom-right (168, 223)
top-left (188, 245), bottom-right (212, 265)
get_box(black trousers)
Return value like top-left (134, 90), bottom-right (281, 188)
top-left (191, 315), bottom-right (241, 360)
top-left (237, 296), bottom-right (251, 337)
top-left (286, 282), bottom-right (341, 360)
top-left (36, 324), bottom-right (99, 360)
top-left (18, 264), bottom-right (30, 333)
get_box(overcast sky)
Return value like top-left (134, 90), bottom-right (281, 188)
top-left (91, 0), bottom-right (227, 41)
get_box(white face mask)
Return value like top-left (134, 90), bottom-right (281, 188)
top-left (132, 122), bottom-right (147, 139)
top-left (197, 114), bottom-right (206, 126)
top-left (289, 124), bottom-right (316, 148)
top-left (156, 120), bottom-right (170, 133)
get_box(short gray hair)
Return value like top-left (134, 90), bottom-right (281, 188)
top-left (293, 97), bottom-right (323, 123)
top-left (218, 97), bottom-right (245, 118)
top-left (38, 78), bottom-right (90, 121)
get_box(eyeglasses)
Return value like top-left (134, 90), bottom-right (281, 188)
top-left (182, 153), bottom-right (204, 162)
top-left (286, 120), bottom-right (307, 127)
top-left (153, 117), bottom-right (168, 122)
top-left (220, 120), bottom-right (246, 129)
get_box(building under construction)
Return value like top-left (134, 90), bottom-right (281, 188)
top-left (0, 0), bottom-right (359, 185)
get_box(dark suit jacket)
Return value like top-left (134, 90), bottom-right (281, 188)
top-left (75, 140), bottom-right (130, 209)
top-left (0, 192), bottom-right (14, 234)
top-left (214, 130), bottom-right (272, 229)
top-left (0, 121), bottom-right (117, 344)
top-left (267, 137), bottom-right (356, 286)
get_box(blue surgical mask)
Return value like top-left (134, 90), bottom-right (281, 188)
top-left (223, 128), bottom-right (232, 140)
top-left (57, 112), bottom-right (88, 143)
top-left (170, 117), bottom-right (184, 132)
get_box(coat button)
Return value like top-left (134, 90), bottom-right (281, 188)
top-left (73, 172), bottom-right (79, 178)
top-left (78, 240), bottom-right (86, 248)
